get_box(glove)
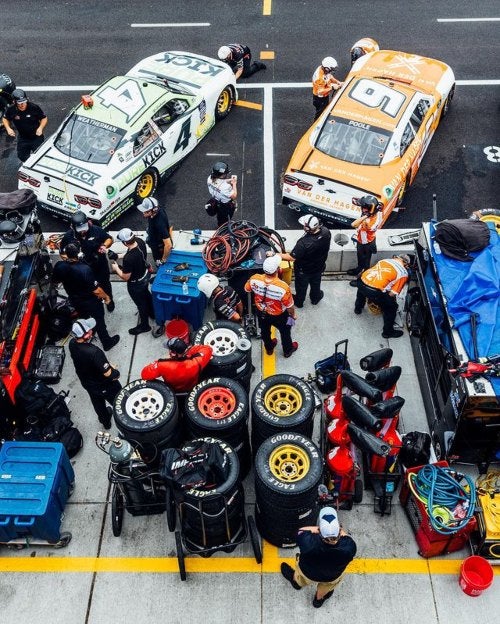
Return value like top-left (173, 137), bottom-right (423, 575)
top-left (155, 259), bottom-right (164, 267)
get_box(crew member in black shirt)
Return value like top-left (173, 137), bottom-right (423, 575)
top-left (68, 318), bottom-right (121, 429)
top-left (2, 88), bottom-right (47, 161)
top-left (111, 228), bottom-right (163, 337)
top-left (60, 211), bottom-right (115, 310)
top-left (280, 214), bottom-right (331, 308)
top-left (217, 44), bottom-right (266, 80)
top-left (52, 243), bottom-right (119, 351)
top-left (136, 197), bottom-right (173, 266)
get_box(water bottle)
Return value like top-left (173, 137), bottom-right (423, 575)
top-left (182, 281), bottom-right (189, 295)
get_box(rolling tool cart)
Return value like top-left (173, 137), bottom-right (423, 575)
top-left (0, 441), bottom-right (74, 548)
top-left (470, 471), bottom-right (500, 561)
top-left (96, 433), bottom-right (166, 537)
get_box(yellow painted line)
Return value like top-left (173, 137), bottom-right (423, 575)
top-left (263, 0), bottom-right (272, 15)
top-left (234, 100), bottom-right (263, 110)
top-left (260, 50), bottom-right (275, 60)
top-left (2, 556), bottom-right (498, 575)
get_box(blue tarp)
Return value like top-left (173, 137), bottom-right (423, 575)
top-left (430, 221), bottom-right (500, 395)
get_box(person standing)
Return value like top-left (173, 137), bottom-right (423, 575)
top-left (2, 88), bottom-right (47, 161)
top-left (110, 228), bottom-right (163, 337)
top-left (52, 243), bottom-right (119, 351)
top-left (217, 44), bottom-right (266, 80)
top-left (197, 273), bottom-right (243, 322)
top-left (141, 338), bottom-right (213, 393)
top-left (137, 197), bottom-right (173, 266)
top-left (354, 254), bottom-right (411, 338)
top-left (244, 255), bottom-right (298, 358)
top-left (206, 161), bottom-right (238, 227)
top-left (281, 506), bottom-right (357, 608)
top-left (312, 57), bottom-right (343, 120)
top-left (346, 195), bottom-right (384, 285)
top-left (68, 318), bottom-right (121, 430)
top-left (60, 211), bottom-right (115, 310)
top-left (280, 214), bottom-right (331, 308)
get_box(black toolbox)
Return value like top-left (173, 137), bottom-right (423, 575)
top-left (33, 345), bottom-right (66, 384)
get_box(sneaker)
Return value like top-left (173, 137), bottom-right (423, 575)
top-left (128, 324), bottom-right (151, 336)
top-left (382, 329), bottom-right (404, 339)
top-left (349, 280), bottom-right (358, 287)
top-left (103, 335), bottom-right (120, 351)
top-left (354, 307), bottom-right (363, 315)
top-left (106, 300), bottom-right (115, 312)
top-left (346, 267), bottom-right (360, 276)
top-left (280, 563), bottom-right (301, 590)
top-left (151, 324), bottom-right (164, 338)
top-left (284, 342), bottom-right (298, 358)
top-left (265, 338), bottom-right (278, 356)
top-left (311, 290), bottom-right (324, 305)
top-left (312, 590), bottom-right (334, 608)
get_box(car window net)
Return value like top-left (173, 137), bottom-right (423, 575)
top-left (55, 115), bottom-right (125, 165)
top-left (315, 116), bottom-right (390, 166)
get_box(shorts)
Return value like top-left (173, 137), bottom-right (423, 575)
top-left (294, 557), bottom-right (345, 595)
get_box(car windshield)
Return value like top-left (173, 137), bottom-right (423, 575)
top-left (315, 116), bottom-right (391, 166)
top-left (54, 115), bottom-right (126, 164)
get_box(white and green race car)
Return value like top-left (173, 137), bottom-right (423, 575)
top-left (17, 51), bottom-right (237, 226)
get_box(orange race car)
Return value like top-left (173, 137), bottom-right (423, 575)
top-left (282, 50), bottom-right (455, 227)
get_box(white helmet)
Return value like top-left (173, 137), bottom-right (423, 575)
top-left (218, 46), bottom-right (231, 61)
top-left (197, 273), bottom-right (220, 298)
top-left (322, 57), bottom-right (338, 71)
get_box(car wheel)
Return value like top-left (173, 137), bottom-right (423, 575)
top-left (441, 84), bottom-right (455, 119)
top-left (473, 208), bottom-right (500, 233)
top-left (215, 86), bottom-right (234, 121)
top-left (193, 321), bottom-right (252, 378)
top-left (396, 173), bottom-right (411, 207)
top-left (113, 379), bottom-right (179, 447)
top-left (134, 168), bottom-right (159, 202)
top-left (251, 375), bottom-right (316, 455)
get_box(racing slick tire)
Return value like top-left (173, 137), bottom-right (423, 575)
top-left (441, 84), bottom-right (455, 119)
top-left (251, 375), bottom-right (316, 455)
top-left (193, 321), bottom-right (252, 379)
top-left (134, 168), bottom-right (159, 203)
top-left (113, 379), bottom-right (179, 447)
top-left (215, 86), bottom-right (234, 121)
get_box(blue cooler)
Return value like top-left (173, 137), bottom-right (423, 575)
top-left (152, 250), bottom-right (208, 329)
top-left (0, 441), bottom-right (74, 543)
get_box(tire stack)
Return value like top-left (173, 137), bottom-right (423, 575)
top-left (251, 374), bottom-right (317, 455)
top-left (254, 432), bottom-right (323, 547)
top-left (193, 321), bottom-right (253, 393)
top-left (173, 437), bottom-right (245, 554)
top-left (184, 377), bottom-right (252, 478)
top-left (113, 380), bottom-right (180, 459)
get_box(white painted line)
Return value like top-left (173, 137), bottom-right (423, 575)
top-left (130, 23), bottom-right (210, 27)
top-left (263, 85), bottom-right (275, 230)
top-left (206, 153), bottom-right (231, 156)
top-left (437, 17), bottom-right (500, 22)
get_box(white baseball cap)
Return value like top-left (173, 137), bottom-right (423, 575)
top-left (298, 214), bottom-right (320, 230)
top-left (137, 197), bottom-right (159, 213)
top-left (117, 227), bottom-right (134, 243)
top-left (71, 317), bottom-right (96, 338)
top-left (318, 506), bottom-right (340, 538)
top-left (263, 254), bottom-right (282, 274)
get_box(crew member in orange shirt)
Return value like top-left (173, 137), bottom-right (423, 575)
top-left (245, 255), bottom-right (298, 358)
top-left (347, 195), bottom-right (384, 285)
top-left (141, 338), bottom-right (213, 393)
top-left (312, 57), bottom-right (343, 120)
top-left (354, 255), bottom-right (411, 339)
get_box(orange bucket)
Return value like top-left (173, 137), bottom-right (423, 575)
top-left (459, 555), bottom-right (494, 596)
top-left (165, 319), bottom-right (190, 344)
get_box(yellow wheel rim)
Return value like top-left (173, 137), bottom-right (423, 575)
top-left (269, 444), bottom-right (310, 482)
top-left (217, 90), bottom-right (230, 115)
top-left (479, 213), bottom-right (500, 232)
top-left (137, 173), bottom-right (155, 198)
top-left (264, 384), bottom-right (302, 417)
top-left (396, 181), bottom-right (407, 204)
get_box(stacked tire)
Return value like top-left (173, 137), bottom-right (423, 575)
top-left (113, 380), bottom-right (180, 455)
top-left (251, 375), bottom-right (316, 455)
top-left (193, 321), bottom-right (253, 393)
top-left (254, 432), bottom-right (323, 547)
top-left (184, 378), bottom-right (251, 478)
top-left (173, 437), bottom-right (244, 554)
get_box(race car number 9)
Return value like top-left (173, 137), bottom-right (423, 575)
top-left (349, 78), bottom-right (405, 118)
top-left (98, 79), bottom-right (146, 122)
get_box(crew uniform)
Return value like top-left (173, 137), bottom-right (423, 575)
top-left (312, 57), bottom-right (342, 120)
top-left (354, 255), bottom-right (410, 338)
top-left (217, 44), bottom-right (266, 79)
top-left (3, 90), bottom-right (47, 162)
top-left (137, 197), bottom-right (172, 265)
top-left (347, 196), bottom-right (384, 280)
top-left (213, 285), bottom-right (242, 322)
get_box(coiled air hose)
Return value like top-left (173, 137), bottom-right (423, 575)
top-left (407, 464), bottom-right (476, 535)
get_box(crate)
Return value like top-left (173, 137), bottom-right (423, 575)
top-left (33, 345), bottom-right (66, 384)
top-left (0, 441), bottom-right (74, 542)
top-left (152, 250), bottom-right (207, 329)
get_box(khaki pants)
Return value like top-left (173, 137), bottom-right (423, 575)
top-left (294, 557), bottom-right (345, 599)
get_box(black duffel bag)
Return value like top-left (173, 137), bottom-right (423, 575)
top-left (0, 189), bottom-right (37, 215)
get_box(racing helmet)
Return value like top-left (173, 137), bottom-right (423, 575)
top-left (359, 195), bottom-right (380, 215)
top-left (212, 161), bottom-right (230, 178)
top-left (171, 99), bottom-right (187, 115)
top-left (167, 337), bottom-right (188, 356)
top-left (71, 211), bottom-right (89, 232)
top-left (350, 47), bottom-right (364, 64)
top-left (218, 46), bottom-right (232, 61)
top-left (197, 273), bottom-right (220, 298)
top-left (12, 88), bottom-right (28, 103)
top-left (0, 74), bottom-right (16, 95)
top-left (321, 57), bottom-right (338, 72)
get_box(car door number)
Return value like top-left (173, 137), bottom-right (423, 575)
top-left (174, 118), bottom-right (192, 153)
top-left (349, 79), bottom-right (405, 118)
top-left (98, 79), bottom-right (146, 122)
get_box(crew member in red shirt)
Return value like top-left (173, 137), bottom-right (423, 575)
top-left (141, 338), bottom-right (213, 393)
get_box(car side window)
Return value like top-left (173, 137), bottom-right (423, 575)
top-left (152, 105), bottom-right (174, 130)
top-left (409, 99), bottom-right (431, 132)
top-left (133, 122), bottom-right (159, 156)
top-left (400, 123), bottom-right (415, 157)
